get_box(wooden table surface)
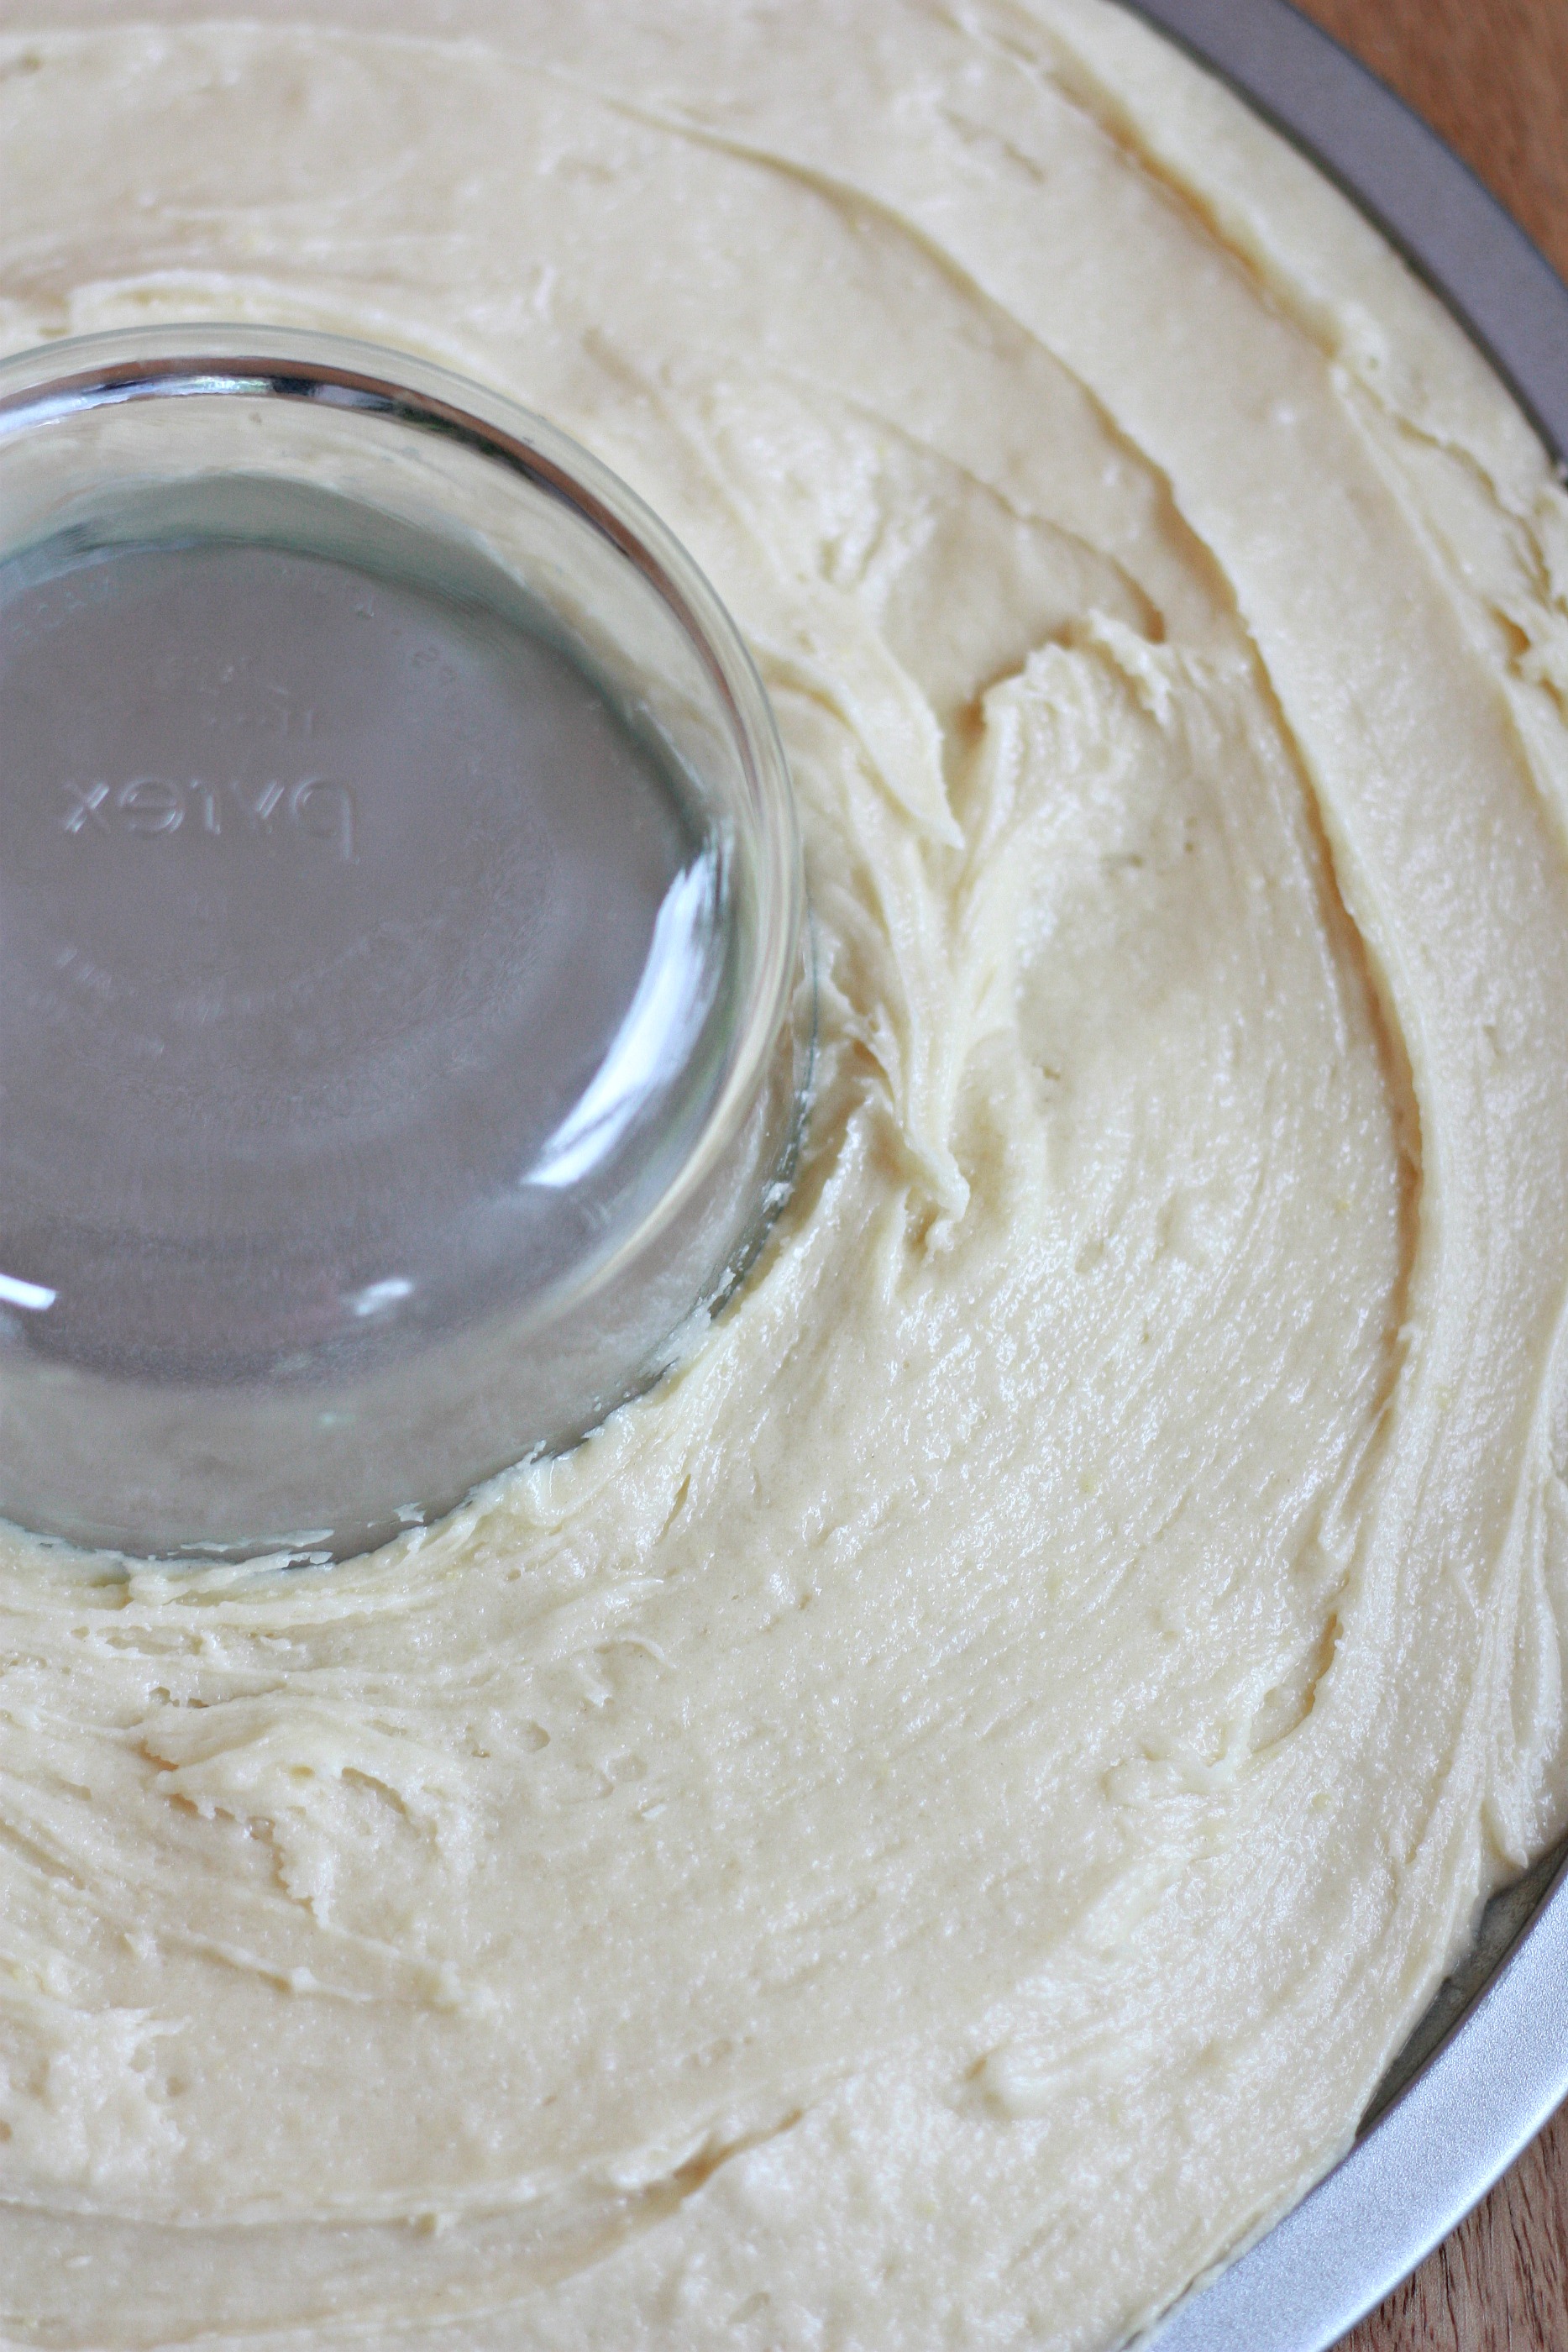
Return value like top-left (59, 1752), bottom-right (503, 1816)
top-left (1282, 3), bottom-right (1568, 2345)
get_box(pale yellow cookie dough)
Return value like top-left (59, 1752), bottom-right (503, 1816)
top-left (2, 3), bottom-right (1568, 2346)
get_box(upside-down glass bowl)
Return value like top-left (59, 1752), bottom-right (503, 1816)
top-left (0, 325), bottom-right (810, 1564)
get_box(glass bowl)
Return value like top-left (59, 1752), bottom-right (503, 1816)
top-left (0, 323), bottom-right (810, 1564)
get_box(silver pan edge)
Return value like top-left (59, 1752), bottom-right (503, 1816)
top-left (1119, 3), bottom-right (1568, 2344)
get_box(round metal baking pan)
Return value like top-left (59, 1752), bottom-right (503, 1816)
top-left (1118, 3), bottom-right (1568, 2344)
top-left (0, 6), bottom-right (1561, 2343)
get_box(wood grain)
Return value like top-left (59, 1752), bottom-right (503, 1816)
top-left (1334, 2103), bottom-right (1568, 2350)
top-left (1294, 0), bottom-right (1568, 281)
top-left (1281, 5), bottom-right (1568, 2344)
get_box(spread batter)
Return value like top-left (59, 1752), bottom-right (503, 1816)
top-left (3, 3), bottom-right (1568, 2345)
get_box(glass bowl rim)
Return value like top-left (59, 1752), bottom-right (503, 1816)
top-left (0, 318), bottom-right (808, 1314)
